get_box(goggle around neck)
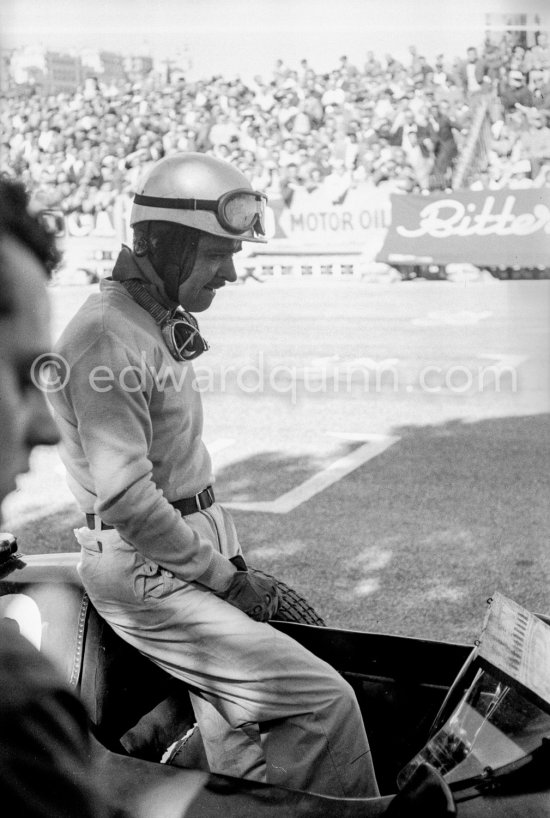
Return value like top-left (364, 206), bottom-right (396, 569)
top-left (122, 279), bottom-right (208, 362)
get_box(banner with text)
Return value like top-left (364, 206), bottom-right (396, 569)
top-left (267, 184), bottom-right (392, 256)
top-left (59, 200), bottom-right (130, 275)
top-left (377, 188), bottom-right (550, 268)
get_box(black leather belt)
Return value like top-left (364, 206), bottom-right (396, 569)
top-left (171, 486), bottom-right (215, 515)
top-left (85, 486), bottom-right (215, 530)
top-left (85, 515), bottom-right (114, 531)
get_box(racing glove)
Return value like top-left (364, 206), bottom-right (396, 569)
top-left (216, 569), bottom-right (279, 622)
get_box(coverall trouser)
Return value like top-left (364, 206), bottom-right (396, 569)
top-left (75, 504), bottom-right (378, 798)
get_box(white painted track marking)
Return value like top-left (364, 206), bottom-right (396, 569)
top-left (224, 433), bottom-right (400, 514)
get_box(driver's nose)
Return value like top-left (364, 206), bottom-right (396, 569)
top-left (222, 257), bottom-right (237, 284)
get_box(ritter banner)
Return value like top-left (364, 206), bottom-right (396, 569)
top-left (377, 188), bottom-right (550, 268)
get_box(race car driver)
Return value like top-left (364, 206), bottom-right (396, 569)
top-left (49, 152), bottom-right (379, 797)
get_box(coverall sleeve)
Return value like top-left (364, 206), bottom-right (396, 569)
top-left (57, 331), bottom-right (235, 592)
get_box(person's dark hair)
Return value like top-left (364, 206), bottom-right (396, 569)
top-left (0, 178), bottom-right (61, 277)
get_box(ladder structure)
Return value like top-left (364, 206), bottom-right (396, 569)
top-left (452, 93), bottom-right (494, 190)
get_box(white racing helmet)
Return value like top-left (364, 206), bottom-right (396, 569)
top-left (130, 152), bottom-right (267, 243)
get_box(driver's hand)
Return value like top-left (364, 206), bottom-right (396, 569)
top-left (215, 571), bottom-right (279, 622)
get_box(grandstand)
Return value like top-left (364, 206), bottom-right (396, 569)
top-left (2, 29), bottom-right (549, 281)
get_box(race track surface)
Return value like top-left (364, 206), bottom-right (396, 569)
top-left (6, 277), bottom-right (549, 643)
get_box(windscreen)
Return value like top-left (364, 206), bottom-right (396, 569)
top-left (397, 667), bottom-right (550, 788)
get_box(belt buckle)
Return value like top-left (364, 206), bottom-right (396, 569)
top-left (197, 486), bottom-right (213, 511)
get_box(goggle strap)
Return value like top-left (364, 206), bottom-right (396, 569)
top-left (133, 194), bottom-right (219, 212)
top-left (122, 279), bottom-right (172, 325)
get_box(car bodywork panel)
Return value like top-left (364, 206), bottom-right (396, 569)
top-left (1, 551), bottom-right (548, 817)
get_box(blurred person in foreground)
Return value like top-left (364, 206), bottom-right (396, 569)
top-left (0, 178), bottom-right (109, 817)
top-left (49, 152), bottom-right (379, 798)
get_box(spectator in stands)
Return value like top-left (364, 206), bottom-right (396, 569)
top-left (3, 37), bottom-right (549, 213)
top-left (388, 108), bottom-right (429, 151)
top-left (299, 80), bottom-right (324, 127)
top-left (489, 119), bottom-right (520, 169)
top-left (279, 137), bottom-right (301, 168)
top-left (290, 101), bottom-right (312, 135)
top-left (301, 165), bottom-right (324, 193)
top-left (408, 45), bottom-right (422, 77)
top-left (322, 160), bottom-right (352, 204)
top-left (506, 159), bottom-right (534, 188)
top-left (517, 110), bottom-right (550, 176)
top-left (280, 162), bottom-right (302, 206)
top-left (458, 47), bottom-right (491, 99)
top-left (533, 163), bottom-right (550, 187)
top-left (321, 76), bottom-right (347, 108)
top-left (526, 32), bottom-right (550, 72)
top-left (432, 54), bottom-right (450, 87)
top-left (509, 45), bottom-right (530, 75)
top-left (338, 55), bottom-right (358, 78)
top-left (208, 112), bottom-right (240, 148)
top-left (500, 69), bottom-right (534, 113)
top-left (383, 53), bottom-right (404, 78)
top-left (373, 88), bottom-right (395, 121)
top-left (427, 101), bottom-right (459, 188)
top-left (528, 70), bottom-right (550, 115)
top-left (414, 55), bottom-right (434, 84)
top-left (482, 39), bottom-right (504, 80)
top-left (364, 51), bottom-right (382, 77)
top-left (401, 130), bottom-right (433, 191)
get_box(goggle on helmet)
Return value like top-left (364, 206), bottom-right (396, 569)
top-left (133, 188), bottom-right (267, 239)
top-left (130, 152), bottom-right (268, 243)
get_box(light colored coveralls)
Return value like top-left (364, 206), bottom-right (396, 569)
top-left (49, 248), bottom-right (378, 797)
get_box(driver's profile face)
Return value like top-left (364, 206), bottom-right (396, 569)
top-left (0, 235), bottom-right (59, 517)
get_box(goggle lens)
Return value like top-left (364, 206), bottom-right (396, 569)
top-left (163, 314), bottom-right (209, 361)
top-left (221, 191), bottom-right (266, 236)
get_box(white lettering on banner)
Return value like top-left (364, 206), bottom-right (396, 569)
top-left (398, 196), bottom-right (550, 239)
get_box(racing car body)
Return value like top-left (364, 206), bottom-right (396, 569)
top-left (1, 545), bottom-right (549, 818)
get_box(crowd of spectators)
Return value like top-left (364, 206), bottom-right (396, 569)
top-left (2, 31), bottom-right (550, 216)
